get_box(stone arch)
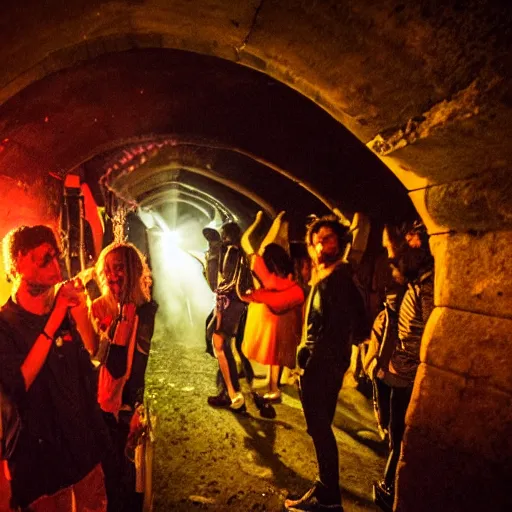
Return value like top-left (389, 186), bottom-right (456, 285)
top-left (1, 2), bottom-right (512, 510)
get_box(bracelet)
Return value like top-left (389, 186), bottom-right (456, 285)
top-left (41, 330), bottom-right (54, 342)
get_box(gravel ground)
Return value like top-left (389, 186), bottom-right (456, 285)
top-left (145, 319), bottom-right (386, 512)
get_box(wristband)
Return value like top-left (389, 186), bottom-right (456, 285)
top-left (41, 330), bottom-right (54, 342)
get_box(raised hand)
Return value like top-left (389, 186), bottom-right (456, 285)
top-left (241, 210), bottom-right (263, 256)
top-left (54, 279), bottom-right (85, 310)
top-left (259, 210), bottom-right (288, 255)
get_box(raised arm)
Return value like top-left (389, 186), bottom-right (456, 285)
top-left (259, 211), bottom-right (287, 255)
top-left (22, 281), bottom-right (86, 390)
top-left (241, 210), bottom-right (263, 256)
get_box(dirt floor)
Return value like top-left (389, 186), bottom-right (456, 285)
top-left (145, 321), bottom-right (386, 512)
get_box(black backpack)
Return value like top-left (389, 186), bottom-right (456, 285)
top-left (235, 252), bottom-right (254, 297)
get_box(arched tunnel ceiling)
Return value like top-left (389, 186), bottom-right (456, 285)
top-left (0, 0), bottom-right (510, 235)
top-left (0, 48), bottom-right (415, 229)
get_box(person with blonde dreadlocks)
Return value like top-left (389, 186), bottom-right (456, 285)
top-left (91, 242), bottom-right (158, 512)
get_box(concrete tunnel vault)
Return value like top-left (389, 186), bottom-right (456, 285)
top-left (1, 1), bottom-right (512, 510)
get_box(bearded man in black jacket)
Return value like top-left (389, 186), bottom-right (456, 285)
top-left (285, 216), bottom-right (367, 512)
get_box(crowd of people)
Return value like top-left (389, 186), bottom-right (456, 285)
top-left (0, 209), bottom-right (435, 512)
top-left (202, 212), bottom-right (434, 512)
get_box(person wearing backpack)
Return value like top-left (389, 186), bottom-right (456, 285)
top-left (362, 225), bottom-right (408, 439)
top-left (206, 221), bottom-right (249, 413)
top-left (203, 226), bottom-right (254, 409)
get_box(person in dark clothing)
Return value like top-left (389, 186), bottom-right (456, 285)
top-left (285, 216), bottom-right (366, 512)
top-left (362, 225), bottom-right (408, 439)
top-left (206, 221), bottom-right (249, 412)
top-left (372, 221), bottom-right (435, 512)
top-left (91, 241), bottom-right (157, 512)
top-left (201, 227), bottom-right (254, 398)
top-left (0, 225), bottom-right (108, 511)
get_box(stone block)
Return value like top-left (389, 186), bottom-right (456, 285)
top-left (407, 364), bottom-right (512, 464)
top-left (395, 426), bottom-right (512, 512)
top-left (425, 167), bottom-right (512, 232)
top-left (408, 187), bottom-right (450, 235)
top-left (431, 231), bottom-right (512, 319)
top-left (421, 307), bottom-right (512, 394)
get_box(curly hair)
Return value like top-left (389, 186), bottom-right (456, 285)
top-left (3, 225), bottom-right (60, 282)
top-left (95, 242), bottom-right (152, 306)
top-left (305, 215), bottom-right (351, 258)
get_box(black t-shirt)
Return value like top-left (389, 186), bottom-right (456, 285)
top-left (305, 263), bottom-right (366, 363)
top-left (0, 298), bottom-right (108, 507)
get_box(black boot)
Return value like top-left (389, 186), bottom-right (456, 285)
top-left (207, 393), bottom-right (231, 407)
top-left (373, 480), bottom-right (394, 512)
top-left (251, 391), bottom-right (276, 419)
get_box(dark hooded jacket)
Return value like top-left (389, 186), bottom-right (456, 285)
top-left (302, 262), bottom-right (367, 366)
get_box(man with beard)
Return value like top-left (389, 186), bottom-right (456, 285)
top-left (0, 225), bottom-right (108, 511)
top-left (285, 216), bottom-right (366, 512)
top-left (372, 221), bottom-right (434, 512)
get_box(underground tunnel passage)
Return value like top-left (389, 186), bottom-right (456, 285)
top-left (1, 1), bottom-right (512, 511)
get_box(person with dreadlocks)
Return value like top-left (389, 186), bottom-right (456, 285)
top-left (91, 242), bottom-right (158, 512)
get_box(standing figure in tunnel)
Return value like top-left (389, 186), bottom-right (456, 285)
top-left (362, 225), bottom-right (409, 440)
top-left (0, 225), bottom-right (108, 511)
top-left (372, 222), bottom-right (434, 512)
top-left (202, 227), bottom-right (254, 406)
top-left (207, 221), bottom-right (248, 412)
top-left (240, 211), bottom-right (305, 402)
top-left (242, 243), bottom-right (305, 400)
top-left (91, 242), bottom-right (158, 512)
top-left (285, 216), bottom-right (366, 512)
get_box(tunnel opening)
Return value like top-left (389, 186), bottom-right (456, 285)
top-left (0, 43), bottom-right (419, 511)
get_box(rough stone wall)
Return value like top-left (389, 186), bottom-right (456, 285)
top-left (394, 230), bottom-right (512, 511)
top-left (1, 1), bottom-right (512, 510)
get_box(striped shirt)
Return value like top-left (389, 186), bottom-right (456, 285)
top-left (390, 270), bottom-right (434, 383)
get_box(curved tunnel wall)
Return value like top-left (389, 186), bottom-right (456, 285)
top-left (1, 1), bottom-right (512, 510)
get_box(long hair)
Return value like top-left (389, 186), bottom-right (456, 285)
top-left (95, 242), bottom-right (151, 306)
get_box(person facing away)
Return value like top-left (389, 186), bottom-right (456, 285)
top-left (90, 241), bottom-right (157, 512)
top-left (207, 221), bottom-right (249, 412)
top-left (242, 242), bottom-right (305, 401)
top-left (0, 225), bottom-right (108, 511)
top-left (285, 216), bottom-right (366, 512)
top-left (202, 226), bottom-right (254, 406)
